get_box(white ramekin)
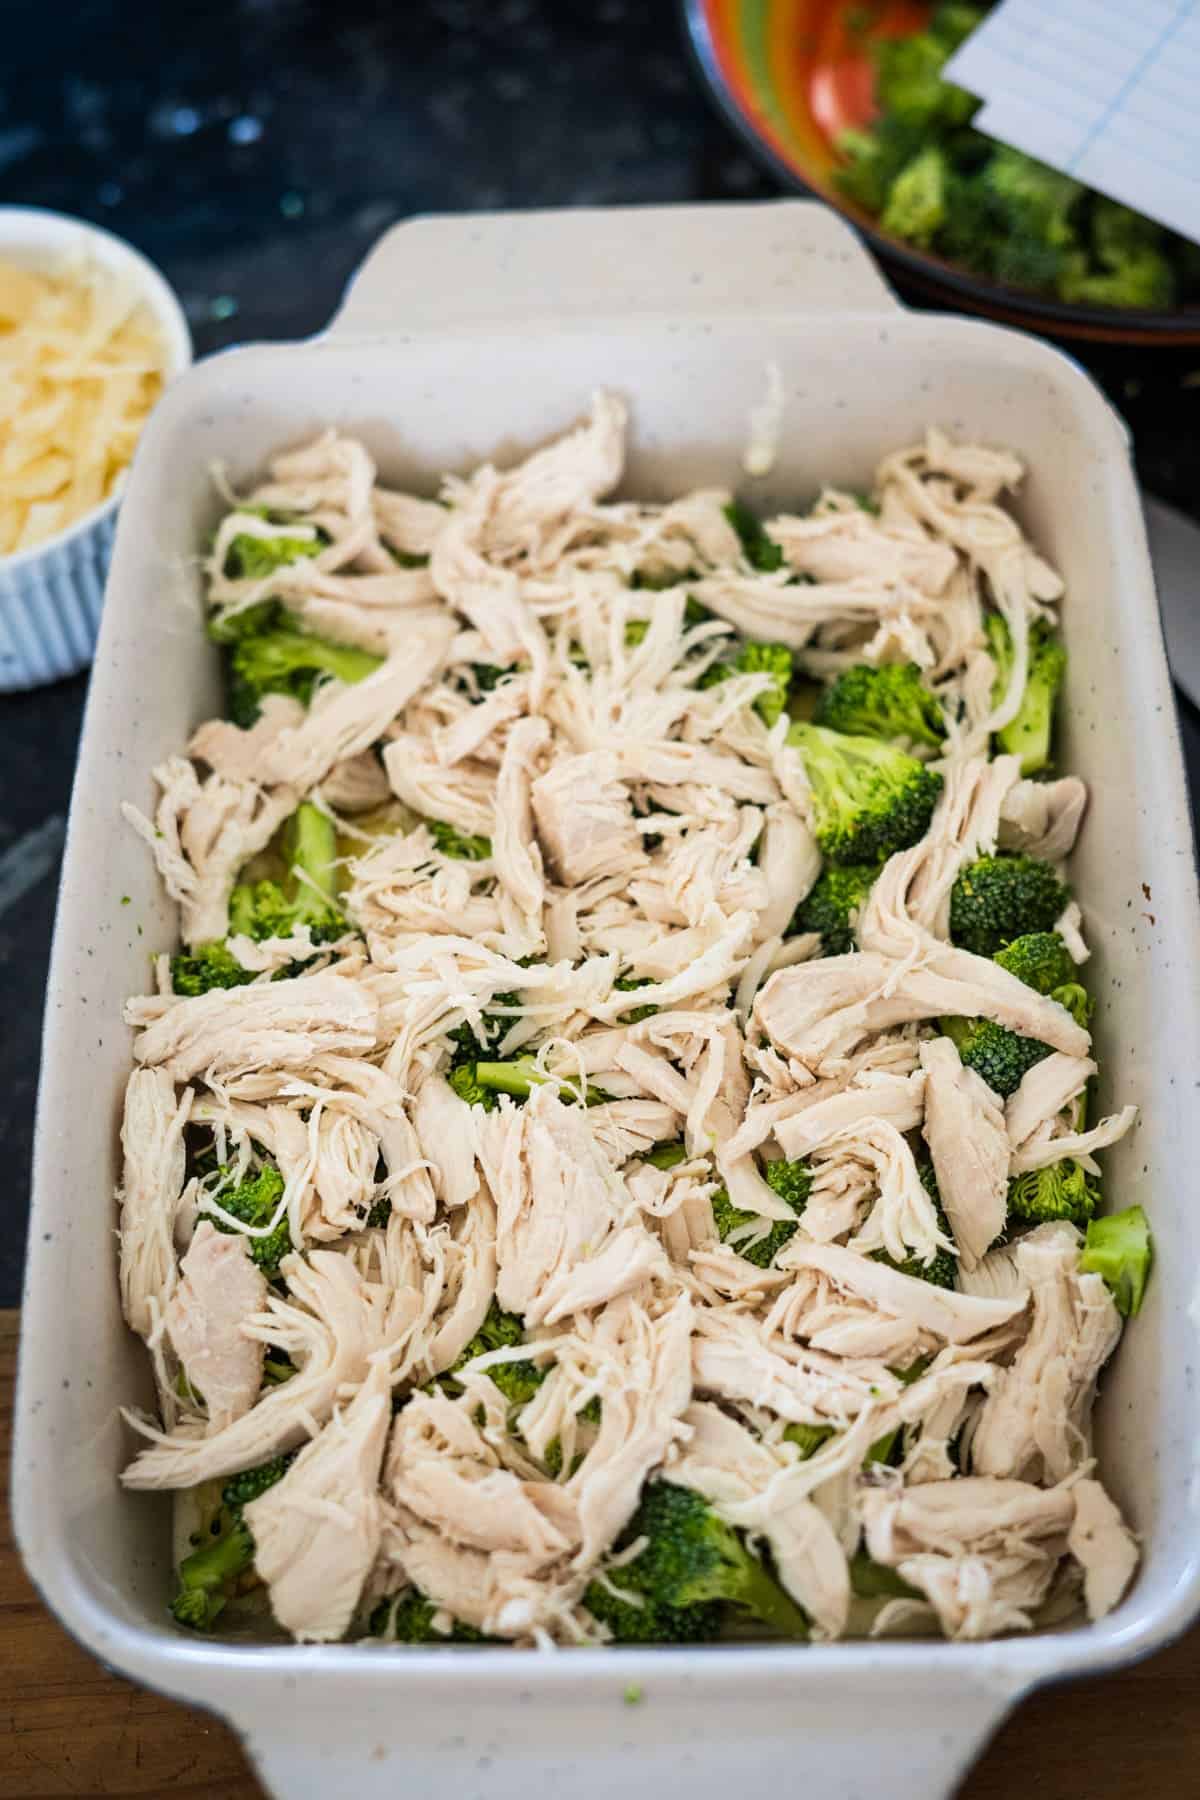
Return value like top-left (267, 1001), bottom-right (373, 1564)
top-left (0, 207), bottom-right (192, 692)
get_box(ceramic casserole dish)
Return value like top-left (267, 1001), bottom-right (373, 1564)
top-left (13, 201), bottom-right (1200, 1800)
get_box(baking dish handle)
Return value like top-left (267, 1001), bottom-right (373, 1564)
top-left (233, 1666), bottom-right (1017, 1800)
top-left (328, 200), bottom-right (899, 340)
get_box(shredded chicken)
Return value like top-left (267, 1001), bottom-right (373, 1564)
top-left (115, 402), bottom-right (1142, 1648)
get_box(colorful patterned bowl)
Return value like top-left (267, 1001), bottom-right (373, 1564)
top-left (682, 0), bottom-right (1200, 345)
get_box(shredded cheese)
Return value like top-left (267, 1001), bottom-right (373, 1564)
top-left (0, 253), bottom-right (165, 555)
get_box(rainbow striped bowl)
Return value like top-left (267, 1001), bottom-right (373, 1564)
top-left (682, 0), bottom-right (1200, 344)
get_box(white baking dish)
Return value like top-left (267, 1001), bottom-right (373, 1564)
top-left (13, 201), bottom-right (1200, 1800)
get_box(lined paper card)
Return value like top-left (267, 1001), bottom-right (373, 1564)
top-left (943, 0), bottom-right (1200, 243)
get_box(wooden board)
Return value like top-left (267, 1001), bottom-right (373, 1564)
top-left (3, 1307), bottom-right (1197, 1799)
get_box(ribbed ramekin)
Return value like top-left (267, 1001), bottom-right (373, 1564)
top-left (0, 208), bottom-right (191, 692)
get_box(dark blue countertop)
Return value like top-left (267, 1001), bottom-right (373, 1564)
top-left (1, 0), bottom-right (1197, 1303)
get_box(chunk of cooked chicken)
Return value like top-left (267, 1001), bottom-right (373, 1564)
top-left (970, 1222), bottom-right (1121, 1483)
top-left (477, 1085), bottom-right (668, 1328)
top-left (131, 971), bottom-right (378, 1083)
top-left (778, 1241), bottom-right (1028, 1345)
top-left (385, 1389), bottom-right (571, 1559)
top-left (164, 1221), bottom-right (267, 1432)
top-left (246, 1359), bottom-right (393, 1642)
top-left (117, 1068), bottom-right (191, 1342)
top-left (755, 944), bottom-right (1089, 1071)
top-left (531, 750), bottom-right (644, 887)
top-left (122, 1250), bottom-right (396, 1488)
top-left (1067, 1477), bottom-right (1138, 1622)
top-left (920, 1037), bottom-right (1008, 1270)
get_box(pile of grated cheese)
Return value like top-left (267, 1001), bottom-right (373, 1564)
top-left (0, 253), bottom-right (165, 556)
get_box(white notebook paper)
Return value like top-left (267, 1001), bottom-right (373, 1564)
top-left (943, 0), bottom-right (1200, 243)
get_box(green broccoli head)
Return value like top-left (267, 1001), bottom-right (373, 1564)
top-left (429, 819), bottom-right (493, 861)
top-left (223, 601), bottom-right (383, 727)
top-left (228, 802), bottom-right (347, 945)
top-left (447, 1057), bottom-right (604, 1110)
top-left (439, 1298), bottom-right (545, 1408)
top-left (942, 1014), bottom-right (1052, 1099)
top-left (369, 1589), bottom-right (488, 1643)
top-left (941, 932), bottom-right (1084, 1099)
top-left (993, 931), bottom-right (1076, 995)
top-left (982, 148), bottom-right (1082, 251)
top-left (1080, 1205), bottom-right (1153, 1317)
top-left (645, 1141), bottom-right (688, 1170)
top-left (732, 640), bottom-right (794, 728)
top-left (712, 1160), bottom-right (810, 1270)
top-left (874, 28), bottom-right (979, 132)
top-left (588, 1482), bottom-right (807, 1642)
top-left (205, 1161), bottom-right (292, 1278)
top-left (723, 500), bottom-right (785, 573)
top-left (697, 638), bottom-right (795, 728)
top-left (792, 861), bottom-right (881, 955)
top-left (788, 722), bottom-right (943, 866)
top-left (1007, 1159), bottom-right (1099, 1226)
top-left (1059, 199), bottom-right (1177, 310)
top-left (881, 145), bottom-right (949, 246)
top-left (949, 854), bottom-right (1070, 958)
top-left (221, 1453), bottom-right (296, 1513)
top-left (986, 615), bottom-right (1067, 775)
top-left (170, 1514), bottom-right (256, 1632)
top-left (782, 1421), bottom-right (836, 1460)
top-left (814, 662), bottom-right (945, 748)
top-left (223, 520), bottom-right (323, 582)
top-left (170, 939), bottom-right (257, 997)
top-left (762, 1157), bottom-right (814, 1213)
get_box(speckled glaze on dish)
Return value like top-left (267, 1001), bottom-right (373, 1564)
top-left (682, 0), bottom-right (1200, 346)
top-left (12, 203), bottom-right (1200, 1800)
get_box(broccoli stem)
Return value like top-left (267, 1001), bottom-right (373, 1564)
top-left (730, 1555), bottom-right (810, 1640)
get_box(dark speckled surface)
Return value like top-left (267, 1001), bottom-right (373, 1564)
top-left (1, 0), bottom-right (1198, 1303)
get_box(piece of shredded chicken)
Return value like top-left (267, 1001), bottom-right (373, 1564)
top-left (115, 399), bottom-right (1142, 1649)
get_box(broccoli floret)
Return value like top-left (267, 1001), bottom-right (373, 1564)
top-left (814, 662), bottom-right (945, 748)
top-left (788, 722), bottom-right (943, 866)
top-left (941, 933), bottom-right (1083, 1099)
top-left (224, 603), bottom-right (383, 727)
top-left (723, 500), bottom-right (785, 573)
top-left (587, 1482), bottom-right (807, 1642)
top-left (993, 931), bottom-right (1076, 994)
top-left (983, 148), bottom-right (1081, 250)
top-left (170, 1453), bottom-right (291, 1631)
top-left (949, 854), bottom-right (1069, 958)
top-left (943, 1015), bottom-right (1051, 1099)
top-left (645, 1141), bottom-right (688, 1170)
top-left (470, 661), bottom-right (516, 694)
top-left (613, 974), bottom-right (658, 1024)
top-left (369, 1589), bottom-right (488, 1643)
top-left (1007, 1159), bottom-right (1099, 1226)
top-left (170, 938), bottom-right (257, 997)
top-left (228, 802), bottom-right (347, 945)
top-left (204, 1161), bottom-right (292, 1277)
top-left (792, 861), bottom-right (880, 955)
top-left (881, 145), bottom-right (949, 246)
top-left (783, 1421), bottom-right (836, 1459)
top-left (712, 1162), bottom-right (810, 1269)
top-left (447, 1057), bottom-right (604, 1110)
top-left (1059, 199), bottom-right (1177, 310)
top-left (429, 819), bottom-right (492, 861)
top-left (1080, 1205), bottom-right (1153, 1317)
top-left (443, 1298), bottom-right (545, 1406)
top-left (701, 640), bottom-right (795, 728)
top-left (223, 522), bottom-right (322, 581)
top-left (762, 1157), bottom-right (814, 1212)
top-left (986, 615), bottom-right (1067, 775)
top-left (221, 1453), bottom-right (297, 1511)
top-left (874, 22), bottom-right (979, 131)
